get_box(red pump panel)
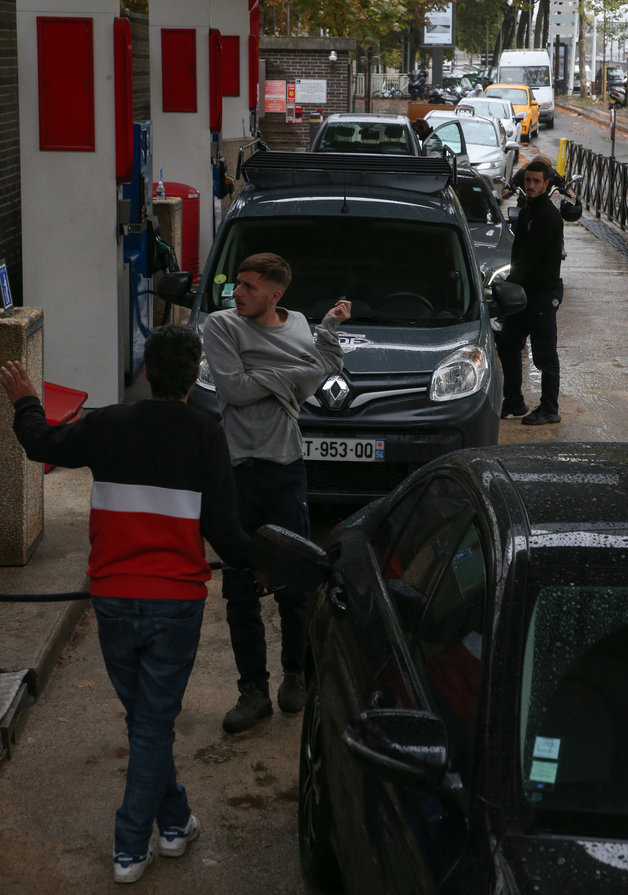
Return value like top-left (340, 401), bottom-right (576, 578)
top-left (161, 29), bottom-right (197, 113)
top-left (114, 17), bottom-right (133, 184)
top-left (37, 17), bottom-right (95, 151)
top-left (209, 28), bottom-right (223, 132)
top-left (221, 35), bottom-right (240, 97)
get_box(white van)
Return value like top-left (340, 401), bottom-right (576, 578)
top-left (498, 49), bottom-right (554, 128)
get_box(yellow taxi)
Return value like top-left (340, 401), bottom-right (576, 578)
top-left (483, 83), bottom-right (540, 142)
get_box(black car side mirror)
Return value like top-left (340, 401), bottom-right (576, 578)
top-left (156, 271), bottom-right (195, 308)
top-left (489, 282), bottom-right (527, 318)
top-left (343, 709), bottom-right (448, 786)
top-left (249, 524), bottom-right (331, 592)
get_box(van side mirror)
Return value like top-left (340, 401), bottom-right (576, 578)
top-left (156, 272), bottom-right (195, 309)
top-left (489, 281), bottom-right (527, 317)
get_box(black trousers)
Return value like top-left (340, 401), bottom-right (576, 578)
top-left (222, 457), bottom-right (310, 694)
top-left (498, 285), bottom-right (562, 415)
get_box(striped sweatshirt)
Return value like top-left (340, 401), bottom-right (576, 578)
top-left (12, 396), bottom-right (251, 600)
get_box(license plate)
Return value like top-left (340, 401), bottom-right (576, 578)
top-left (303, 438), bottom-right (385, 462)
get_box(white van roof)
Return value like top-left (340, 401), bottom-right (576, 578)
top-left (499, 49), bottom-right (551, 63)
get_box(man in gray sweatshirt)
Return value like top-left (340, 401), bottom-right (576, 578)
top-left (203, 252), bottom-right (351, 732)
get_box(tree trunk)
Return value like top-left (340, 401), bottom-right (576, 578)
top-left (501, 9), bottom-right (517, 50)
top-left (578, 3), bottom-right (588, 97)
top-left (535, 0), bottom-right (548, 48)
top-left (516, 3), bottom-right (529, 49)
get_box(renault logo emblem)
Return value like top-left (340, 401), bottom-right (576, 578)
top-left (321, 375), bottom-right (350, 409)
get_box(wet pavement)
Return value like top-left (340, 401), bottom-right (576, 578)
top-left (497, 207), bottom-right (628, 446)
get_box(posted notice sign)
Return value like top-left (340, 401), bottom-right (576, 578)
top-left (265, 80), bottom-right (286, 113)
top-left (295, 79), bottom-right (327, 104)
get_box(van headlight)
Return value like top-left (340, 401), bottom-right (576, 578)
top-left (486, 264), bottom-right (511, 286)
top-left (198, 353), bottom-right (216, 390)
top-left (430, 346), bottom-right (489, 401)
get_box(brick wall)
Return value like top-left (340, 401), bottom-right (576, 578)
top-left (0, 0), bottom-right (22, 305)
top-left (125, 9), bottom-right (150, 122)
top-left (259, 38), bottom-right (355, 151)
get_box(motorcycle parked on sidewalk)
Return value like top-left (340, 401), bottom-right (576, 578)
top-left (408, 70), bottom-right (428, 101)
top-left (428, 86), bottom-right (457, 105)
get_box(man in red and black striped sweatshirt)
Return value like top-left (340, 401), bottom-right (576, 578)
top-left (0, 325), bottom-right (252, 885)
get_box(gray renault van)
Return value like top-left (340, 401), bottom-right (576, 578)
top-left (157, 150), bottom-right (525, 502)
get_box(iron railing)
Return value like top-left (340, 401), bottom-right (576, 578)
top-left (564, 140), bottom-right (628, 231)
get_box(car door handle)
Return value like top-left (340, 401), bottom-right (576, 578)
top-left (328, 584), bottom-right (348, 615)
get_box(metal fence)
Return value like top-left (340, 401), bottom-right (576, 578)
top-left (354, 73), bottom-right (409, 97)
top-left (564, 140), bottom-right (628, 231)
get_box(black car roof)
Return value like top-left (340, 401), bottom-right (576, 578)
top-left (469, 443), bottom-right (628, 531)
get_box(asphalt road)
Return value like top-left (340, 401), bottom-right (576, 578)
top-left (0, 124), bottom-right (627, 893)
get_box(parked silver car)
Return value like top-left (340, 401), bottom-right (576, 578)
top-left (423, 110), bottom-right (518, 201)
top-left (310, 112), bottom-right (421, 155)
top-left (456, 96), bottom-right (524, 159)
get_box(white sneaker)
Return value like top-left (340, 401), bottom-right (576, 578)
top-left (113, 845), bottom-right (154, 883)
top-left (158, 813), bottom-right (200, 857)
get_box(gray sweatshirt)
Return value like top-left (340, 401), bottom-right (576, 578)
top-left (203, 308), bottom-right (344, 465)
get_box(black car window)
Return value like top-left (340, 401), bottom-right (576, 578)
top-left (373, 474), bottom-right (487, 780)
top-left (521, 583), bottom-right (628, 836)
top-left (456, 179), bottom-right (495, 224)
top-left (414, 521), bottom-right (485, 775)
top-left (205, 217), bottom-right (475, 325)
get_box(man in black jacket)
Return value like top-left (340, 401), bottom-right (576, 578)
top-left (0, 326), bottom-right (253, 884)
top-left (498, 158), bottom-right (564, 425)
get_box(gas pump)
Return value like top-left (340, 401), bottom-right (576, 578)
top-left (121, 121), bottom-right (155, 382)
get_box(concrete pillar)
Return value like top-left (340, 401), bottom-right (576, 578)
top-left (152, 196), bottom-right (188, 327)
top-left (0, 308), bottom-right (44, 565)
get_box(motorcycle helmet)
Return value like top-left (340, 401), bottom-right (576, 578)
top-left (560, 196), bottom-right (582, 222)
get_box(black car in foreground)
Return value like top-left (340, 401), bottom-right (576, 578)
top-left (252, 442), bottom-right (628, 894)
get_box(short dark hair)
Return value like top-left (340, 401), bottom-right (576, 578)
top-left (143, 325), bottom-right (202, 400)
top-left (238, 252), bottom-right (292, 292)
top-left (411, 118), bottom-right (432, 140)
top-left (526, 158), bottom-right (552, 181)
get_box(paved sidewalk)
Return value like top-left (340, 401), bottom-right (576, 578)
top-left (555, 95), bottom-right (628, 136)
top-left (1, 207), bottom-right (627, 770)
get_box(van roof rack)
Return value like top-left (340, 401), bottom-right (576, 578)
top-left (240, 150), bottom-right (455, 195)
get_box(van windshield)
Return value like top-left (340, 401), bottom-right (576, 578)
top-left (500, 65), bottom-right (550, 87)
top-left (204, 217), bottom-right (475, 326)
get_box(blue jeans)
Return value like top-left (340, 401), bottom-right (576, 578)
top-left (223, 458), bottom-right (310, 693)
top-left (92, 596), bottom-right (205, 856)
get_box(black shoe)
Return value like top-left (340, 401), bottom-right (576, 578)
top-left (521, 406), bottom-right (561, 425)
top-left (223, 683), bottom-right (272, 733)
top-left (277, 672), bottom-right (306, 714)
top-left (500, 401), bottom-right (529, 419)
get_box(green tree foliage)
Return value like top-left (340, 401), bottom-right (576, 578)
top-left (456, 0), bottom-right (508, 55)
top-left (261, 0), bottom-right (408, 42)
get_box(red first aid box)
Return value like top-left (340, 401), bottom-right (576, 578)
top-left (43, 381), bottom-right (88, 473)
